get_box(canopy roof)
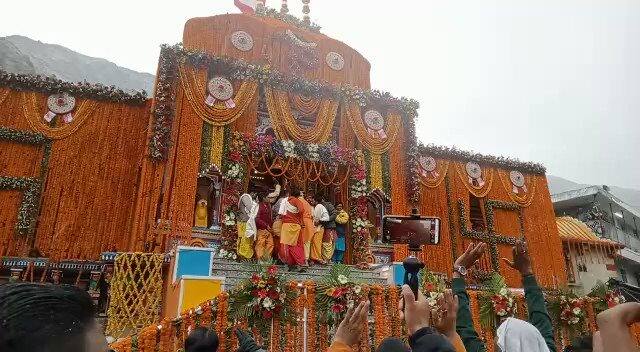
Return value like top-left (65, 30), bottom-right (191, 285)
top-left (556, 216), bottom-right (623, 248)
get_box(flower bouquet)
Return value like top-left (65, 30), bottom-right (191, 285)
top-left (479, 273), bottom-right (517, 329)
top-left (549, 289), bottom-right (585, 333)
top-left (316, 264), bottom-right (365, 327)
top-left (229, 263), bottom-right (298, 341)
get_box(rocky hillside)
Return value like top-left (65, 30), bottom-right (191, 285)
top-left (0, 35), bottom-right (154, 93)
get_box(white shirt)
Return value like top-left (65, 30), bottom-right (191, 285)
top-left (313, 203), bottom-right (329, 223)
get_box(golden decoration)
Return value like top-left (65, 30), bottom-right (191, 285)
top-left (419, 159), bottom-right (449, 188)
top-left (210, 126), bottom-right (225, 168)
top-left (497, 170), bottom-right (537, 207)
top-left (22, 92), bottom-right (99, 140)
top-left (343, 103), bottom-right (402, 154)
top-left (264, 87), bottom-right (338, 144)
top-left (291, 94), bottom-right (320, 116)
top-left (179, 65), bottom-right (258, 126)
top-left (453, 161), bottom-right (494, 198)
top-left (369, 153), bottom-right (384, 190)
top-left (105, 253), bottom-right (165, 339)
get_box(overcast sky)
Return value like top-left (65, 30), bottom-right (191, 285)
top-left (1, 0), bottom-right (638, 189)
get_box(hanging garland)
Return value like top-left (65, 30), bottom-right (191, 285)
top-left (264, 87), bottom-right (338, 143)
top-left (179, 65), bottom-right (258, 126)
top-left (405, 118), bottom-right (420, 204)
top-left (22, 92), bottom-right (100, 140)
top-left (255, 6), bottom-right (322, 32)
top-left (149, 44), bottom-right (419, 160)
top-left (418, 156), bottom-right (449, 188)
top-left (496, 170), bottom-right (537, 207)
top-left (343, 103), bottom-right (402, 154)
top-left (453, 161), bottom-right (494, 198)
top-left (381, 152), bottom-right (391, 197)
top-left (0, 69), bottom-right (147, 104)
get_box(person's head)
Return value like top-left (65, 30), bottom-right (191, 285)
top-left (565, 334), bottom-right (592, 352)
top-left (0, 283), bottom-right (106, 352)
top-left (307, 192), bottom-right (317, 205)
top-left (376, 337), bottom-right (409, 352)
top-left (290, 188), bottom-right (301, 198)
top-left (258, 192), bottom-right (269, 203)
top-left (336, 202), bottom-right (343, 211)
top-left (185, 327), bottom-right (219, 352)
top-left (495, 317), bottom-right (550, 352)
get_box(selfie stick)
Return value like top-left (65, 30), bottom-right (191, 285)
top-left (403, 208), bottom-right (425, 299)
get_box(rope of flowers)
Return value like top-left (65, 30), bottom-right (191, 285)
top-left (418, 159), bottom-right (449, 189)
top-left (359, 285), bottom-right (371, 352)
top-left (158, 318), bottom-right (173, 352)
top-left (496, 170), bottom-right (537, 207)
top-left (215, 292), bottom-right (229, 352)
top-left (271, 317), bottom-right (281, 351)
top-left (387, 285), bottom-right (402, 337)
top-left (305, 280), bottom-right (317, 352)
top-left (291, 93), bottom-right (321, 115)
top-left (453, 161), bottom-right (495, 198)
top-left (284, 281), bottom-right (298, 352)
top-left (21, 91), bottom-right (100, 140)
top-left (343, 103), bottom-right (403, 154)
top-left (371, 284), bottom-right (388, 348)
top-left (138, 325), bottom-right (157, 352)
top-left (178, 65), bottom-right (258, 126)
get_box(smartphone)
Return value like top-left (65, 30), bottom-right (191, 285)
top-left (383, 215), bottom-right (441, 250)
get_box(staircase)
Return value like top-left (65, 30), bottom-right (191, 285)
top-left (210, 259), bottom-right (390, 290)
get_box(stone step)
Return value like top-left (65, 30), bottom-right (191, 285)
top-left (210, 259), bottom-right (389, 291)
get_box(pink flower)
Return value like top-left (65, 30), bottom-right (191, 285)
top-left (251, 274), bottom-right (260, 284)
top-left (267, 265), bottom-right (278, 276)
top-left (263, 310), bottom-right (274, 319)
top-left (257, 289), bottom-right (268, 299)
top-left (332, 304), bottom-right (345, 313)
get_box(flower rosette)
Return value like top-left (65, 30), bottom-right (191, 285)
top-left (229, 263), bottom-right (297, 341)
top-left (479, 273), bottom-right (517, 329)
top-left (558, 296), bottom-right (585, 327)
top-left (316, 264), bottom-right (364, 327)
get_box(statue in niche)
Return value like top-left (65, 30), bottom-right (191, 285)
top-left (194, 199), bottom-right (209, 228)
top-left (194, 165), bottom-right (223, 231)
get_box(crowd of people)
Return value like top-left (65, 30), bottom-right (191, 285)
top-left (1, 239), bottom-right (639, 351)
top-left (235, 184), bottom-right (349, 271)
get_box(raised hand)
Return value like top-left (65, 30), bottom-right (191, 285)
top-left (453, 242), bottom-right (487, 277)
top-left (333, 300), bottom-right (370, 346)
top-left (501, 239), bottom-right (533, 276)
top-left (432, 289), bottom-right (459, 338)
top-left (400, 284), bottom-right (432, 335)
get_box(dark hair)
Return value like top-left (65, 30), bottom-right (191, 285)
top-left (567, 334), bottom-right (593, 352)
top-left (290, 188), bottom-right (301, 197)
top-left (185, 327), bottom-right (219, 352)
top-left (0, 283), bottom-right (97, 352)
top-left (257, 192), bottom-right (268, 201)
top-left (376, 337), bottom-right (409, 352)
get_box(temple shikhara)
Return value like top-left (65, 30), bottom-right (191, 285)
top-left (0, 2), bottom-right (630, 351)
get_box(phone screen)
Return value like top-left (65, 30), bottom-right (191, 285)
top-left (383, 216), bottom-right (441, 248)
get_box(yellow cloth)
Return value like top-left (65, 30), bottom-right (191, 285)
top-left (310, 226), bottom-right (324, 261)
top-left (299, 197), bottom-right (315, 242)
top-left (322, 241), bottom-right (335, 261)
top-left (272, 218), bottom-right (282, 236)
top-left (280, 223), bottom-right (301, 246)
top-left (194, 201), bottom-right (208, 227)
top-left (236, 221), bottom-right (254, 259)
top-left (304, 241), bottom-right (311, 260)
top-left (254, 229), bottom-right (274, 260)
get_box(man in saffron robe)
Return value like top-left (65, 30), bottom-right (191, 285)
top-left (299, 191), bottom-right (315, 265)
top-left (254, 192), bottom-right (274, 261)
top-left (279, 188), bottom-right (306, 271)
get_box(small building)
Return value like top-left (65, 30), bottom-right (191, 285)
top-left (553, 185), bottom-right (640, 285)
top-left (556, 216), bottom-right (623, 295)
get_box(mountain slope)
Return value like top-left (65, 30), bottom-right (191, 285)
top-left (0, 35), bottom-right (154, 93)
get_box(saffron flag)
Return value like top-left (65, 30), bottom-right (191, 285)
top-left (235, 0), bottom-right (258, 14)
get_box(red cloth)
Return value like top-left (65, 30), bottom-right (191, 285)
top-left (281, 197), bottom-right (305, 225)
top-left (255, 202), bottom-right (272, 230)
top-left (279, 229), bottom-right (305, 266)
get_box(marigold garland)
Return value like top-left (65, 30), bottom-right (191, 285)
top-left (215, 292), bottom-right (229, 352)
top-left (371, 285), bottom-right (388, 348)
top-left (266, 87), bottom-right (338, 143)
top-left (387, 285), bottom-right (402, 337)
top-left (496, 169), bottom-right (537, 207)
top-left (22, 91), bottom-right (100, 140)
top-left (343, 103), bottom-right (403, 154)
top-left (158, 318), bottom-right (173, 352)
top-left (179, 65), bottom-right (258, 127)
top-left (359, 285), bottom-right (371, 352)
top-left (305, 280), bottom-right (317, 352)
top-left (418, 159), bottom-right (449, 189)
top-left (369, 153), bottom-right (384, 191)
top-left (453, 161), bottom-right (494, 198)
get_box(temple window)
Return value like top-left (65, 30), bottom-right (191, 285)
top-left (469, 194), bottom-right (486, 231)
